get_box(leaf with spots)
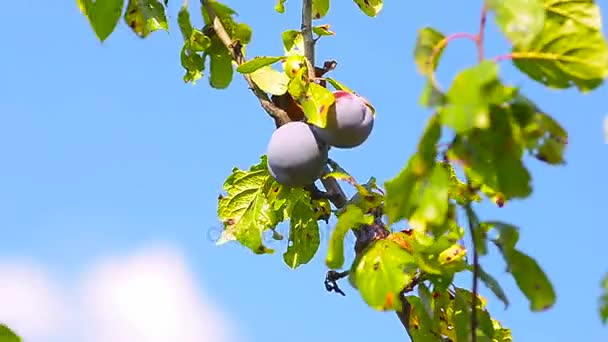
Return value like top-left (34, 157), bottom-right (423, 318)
top-left (300, 82), bottom-right (335, 128)
top-left (217, 156), bottom-right (283, 255)
top-left (353, 0), bottom-right (383, 17)
top-left (512, 1), bottom-right (608, 92)
top-left (351, 239), bottom-right (417, 311)
top-left (0, 324), bottom-right (21, 342)
top-left (283, 188), bottom-right (322, 269)
top-left (312, 0), bottom-right (330, 19)
top-left (77, 0), bottom-right (124, 42)
top-left (313, 24), bottom-right (335, 36)
top-left (124, 0), bottom-right (168, 38)
top-left (326, 205), bottom-right (373, 270)
top-left (406, 295), bottom-right (441, 341)
top-left (486, 0), bottom-right (544, 49)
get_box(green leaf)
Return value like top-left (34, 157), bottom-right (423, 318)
top-left (234, 23), bottom-right (253, 44)
top-left (77, 0), bottom-right (124, 42)
top-left (353, 0), bottom-right (383, 17)
top-left (250, 66), bottom-right (290, 95)
top-left (441, 61), bottom-right (508, 133)
top-left (124, 0), bottom-right (169, 38)
top-left (326, 205), bottom-right (372, 269)
top-left (237, 56), bottom-right (284, 74)
top-left (384, 115), bottom-right (441, 225)
top-left (282, 29), bottom-right (305, 55)
top-left (177, 2), bottom-right (193, 41)
top-left (500, 248), bottom-right (556, 311)
top-left (352, 239), bottom-right (417, 311)
top-left (180, 44), bottom-right (205, 84)
top-left (217, 156), bottom-right (282, 254)
top-left (208, 47), bottom-right (234, 89)
top-left (275, 0), bottom-right (286, 13)
top-left (406, 296), bottom-right (442, 341)
top-left (512, 5), bottom-right (608, 92)
top-left (450, 106), bottom-right (532, 200)
top-left (283, 188), bottom-right (321, 269)
top-left (0, 324), bottom-right (21, 342)
top-left (414, 27), bottom-right (446, 75)
top-left (509, 94), bottom-right (568, 164)
top-left (487, 0), bottom-right (544, 49)
top-left (312, 0), bottom-right (330, 19)
top-left (325, 77), bottom-right (355, 93)
top-left (189, 30), bottom-right (211, 52)
top-left (301, 83), bottom-right (335, 128)
top-left (441, 162), bottom-right (481, 205)
top-left (313, 24), bottom-right (335, 36)
top-left (478, 265), bottom-right (510, 309)
top-left (486, 221), bottom-right (520, 250)
top-left (600, 272), bottom-right (608, 324)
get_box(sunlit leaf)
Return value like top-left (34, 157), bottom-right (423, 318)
top-left (77, 0), bottom-right (124, 42)
top-left (282, 29), bottom-right (305, 55)
top-left (237, 56), bottom-right (284, 74)
top-left (250, 66), bottom-right (290, 95)
top-left (512, 4), bottom-right (608, 92)
top-left (487, 0), bottom-right (544, 49)
top-left (313, 24), bottom-right (335, 36)
top-left (300, 83), bottom-right (335, 128)
top-left (177, 2), bottom-right (193, 41)
top-left (275, 0), bottom-right (286, 13)
top-left (352, 239), bottom-right (417, 311)
top-left (217, 156), bottom-right (282, 254)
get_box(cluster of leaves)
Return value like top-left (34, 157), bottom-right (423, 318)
top-left (75, 0), bottom-right (608, 340)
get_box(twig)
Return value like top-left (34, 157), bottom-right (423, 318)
top-left (476, 2), bottom-right (488, 62)
top-left (427, 32), bottom-right (477, 91)
top-left (465, 201), bottom-right (480, 342)
top-left (325, 270), bottom-right (349, 296)
top-left (200, 0), bottom-right (291, 127)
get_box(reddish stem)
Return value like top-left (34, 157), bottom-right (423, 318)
top-left (476, 3), bottom-right (488, 62)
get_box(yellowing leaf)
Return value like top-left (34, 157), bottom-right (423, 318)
top-left (283, 188), bottom-right (321, 269)
top-left (250, 66), bottom-right (290, 95)
top-left (353, 0), bottom-right (383, 17)
top-left (312, 0), bottom-right (330, 19)
top-left (124, 0), bottom-right (168, 38)
top-left (326, 205), bottom-right (372, 269)
top-left (300, 83), bottom-right (335, 128)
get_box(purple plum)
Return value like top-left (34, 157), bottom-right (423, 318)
top-left (313, 90), bottom-right (374, 148)
top-left (266, 121), bottom-right (329, 186)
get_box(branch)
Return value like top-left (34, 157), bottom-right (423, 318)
top-left (300, 0), bottom-right (348, 210)
top-left (200, 0), bottom-right (291, 127)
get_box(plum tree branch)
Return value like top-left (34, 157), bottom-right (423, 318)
top-left (200, 0), bottom-right (291, 127)
top-left (300, 0), bottom-right (347, 209)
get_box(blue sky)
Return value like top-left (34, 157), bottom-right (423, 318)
top-left (1, 0), bottom-right (607, 341)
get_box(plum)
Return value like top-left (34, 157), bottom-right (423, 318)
top-left (312, 90), bottom-right (374, 148)
top-left (266, 121), bottom-right (329, 186)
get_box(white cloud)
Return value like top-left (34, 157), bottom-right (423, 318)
top-left (0, 244), bottom-right (236, 342)
top-left (0, 262), bottom-right (69, 340)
